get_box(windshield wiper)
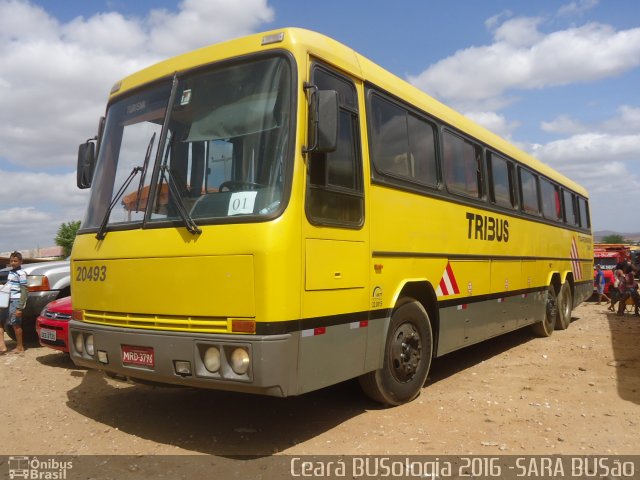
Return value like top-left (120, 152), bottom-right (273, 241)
top-left (95, 166), bottom-right (142, 240)
top-left (158, 163), bottom-right (202, 235)
top-left (152, 131), bottom-right (201, 235)
top-left (134, 132), bottom-right (156, 212)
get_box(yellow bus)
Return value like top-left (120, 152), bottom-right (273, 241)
top-left (70, 28), bottom-right (593, 405)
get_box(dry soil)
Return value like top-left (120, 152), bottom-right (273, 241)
top-left (1, 300), bottom-right (638, 460)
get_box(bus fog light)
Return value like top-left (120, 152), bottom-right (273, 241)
top-left (85, 335), bottom-right (95, 356)
top-left (97, 350), bottom-right (108, 364)
top-left (203, 347), bottom-right (221, 372)
top-left (74, 333), bottom-right (84, 353)
top-left (230, 348), bottom-right (250, 375)
top-left (174, 360), bottom-right (192, 376)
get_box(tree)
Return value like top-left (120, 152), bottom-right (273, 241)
top-left (55, 220), bottom-right (81, 258)
top-left (601, 234), bottom-right (625, 243)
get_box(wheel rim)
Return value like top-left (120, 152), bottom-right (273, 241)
top-left (389, 322), bottom-right (422, 383)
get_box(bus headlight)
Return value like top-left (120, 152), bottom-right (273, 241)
top-left (85, 335), bottom-right (95, 356)
top-left (230, 348), bottom-right (250, 375)
top-left (74, 333), bottom-right (84, 353)
top-left (203, 347), bottom-right (221, 372)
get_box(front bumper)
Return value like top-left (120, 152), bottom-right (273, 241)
top-left (37, 316), bottom-right (70, 353)
top-left (69, 321), bottom-right (298, 397)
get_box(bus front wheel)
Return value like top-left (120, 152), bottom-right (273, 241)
top-left (531, 285), bottom-right (557, 337)
top-left (359, 300), bottom-right (433, 406)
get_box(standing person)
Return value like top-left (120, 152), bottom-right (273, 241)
top-left (0, 251), bottom-right (28, 353)
top-left (617, 265), bottom-right (640, 317)
top-left (594, 265), bottom-right (610, 305)
top-left (608, 268), bottom-right (623, 312)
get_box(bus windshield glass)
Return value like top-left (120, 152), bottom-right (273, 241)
top-left (82, 55), bottom-right (293, 231)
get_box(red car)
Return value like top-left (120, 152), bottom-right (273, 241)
top-left (36, 296), bottom-right (72, 353)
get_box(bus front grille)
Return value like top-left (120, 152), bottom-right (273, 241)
top-left (81, 310), bottom-right (233, 334)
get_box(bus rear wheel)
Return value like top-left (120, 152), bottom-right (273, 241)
top-left (555, 281), bottom-right (573, 330)
top-left (359, 300), bottom-right (433, 406)
top-left (532, 285), bottom-right (556, 337)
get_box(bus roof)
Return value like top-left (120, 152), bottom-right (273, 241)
top-left (110, 27), bottom-right (588, 197)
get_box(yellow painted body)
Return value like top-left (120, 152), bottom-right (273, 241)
top-left (71, 29), bottom-right (592, 396)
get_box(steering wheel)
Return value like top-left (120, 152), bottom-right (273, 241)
top-left (219, 180), bottom-right (263, 192)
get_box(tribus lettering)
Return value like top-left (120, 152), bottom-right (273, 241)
top-left (466, 212), bottom-right (509, 242)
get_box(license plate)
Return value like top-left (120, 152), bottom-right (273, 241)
top-left (40, 328), bottom-right (57, 342)
top-left (121, 345), bottom-right (155, 368)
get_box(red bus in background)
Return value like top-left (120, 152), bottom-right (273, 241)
top-left (593, 244), bottom-right (631, 294)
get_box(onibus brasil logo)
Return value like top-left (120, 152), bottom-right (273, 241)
top-left (8, 456), bottom-right (73, 479)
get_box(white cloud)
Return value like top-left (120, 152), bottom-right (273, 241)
top-left (602, 105), bottom-right (640, 134)
top-left (528, 106), bottom-right (640, 182)
top-left (406, 11), bottom-right (640, 232)
top-left (0, 0), bottom-right (274, 251)
top-left (493, 16), bottom-right (544, 47)
top-left (0, 207), bottom-right (57, 253)
top-left (408, 18), bottom-right (640, 112)
top-left (527, 129), bottom-right (640, 231)
top-left (542, 106), bottom-right (640, 137)
top-left (464, 111), bottom-right (520, 139)
top-left (557, 0), bottom-right (599, 17)
top-left (541, 115), bottom-right (588, 135)
top-left (531, 132), bottom-right (640, 167)
top-left (148, 0), bottom-right (274, 57)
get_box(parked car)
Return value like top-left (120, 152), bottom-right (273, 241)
top-left (0, 259), bottom-right (70, 342)
top-left (36, 296), bottom-right (72, 353)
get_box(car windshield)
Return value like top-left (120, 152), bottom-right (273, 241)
top-left (82, 55), bottom-right (293, 231)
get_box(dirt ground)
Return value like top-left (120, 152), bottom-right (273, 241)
top-left (1, 299), bottom-right (638, 459)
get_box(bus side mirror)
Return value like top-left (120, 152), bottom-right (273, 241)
top-left (77, 140), bottom-right (96, 189)
top-left (316, 90), bottom-right (338, 153)
top-left (304, 88), bottom-right (338, 154)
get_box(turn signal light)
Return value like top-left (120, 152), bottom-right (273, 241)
top-left (27, 275), bottom-right (51, 292)
top-left (231, 319), bottom-right (255, 333)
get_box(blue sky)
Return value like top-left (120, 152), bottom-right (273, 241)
top-left (0, 0), bottom-right (639, 253)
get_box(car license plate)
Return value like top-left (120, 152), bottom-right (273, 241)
top-left (40, 328), bottom-right (56, 342)
top-left (121, 345), bottom-right (155, 368)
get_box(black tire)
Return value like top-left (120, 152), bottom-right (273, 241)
top-left (532, 285), bottom-right (556, 337)
top-left (359, 300), bottom-right (433, 406)
top-left (555, 281), bottom-right (573, 330)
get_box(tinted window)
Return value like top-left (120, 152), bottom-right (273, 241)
top-left (487, 152), bottom-right (514, 208)
top-left (443, 130), bottom-right (482, 198)
top-left (540, 178), bottom-right (561, 220)
top-left (369, 95), bottom-right (437, 186)
top-left (307, 66), bottom-right (363, 226)
top-left (578, 197), bottom-right (590, 228)
top-left (563, 189), bottom-right (577, 225)
top-left (520, 168), bottom-right (539, 214)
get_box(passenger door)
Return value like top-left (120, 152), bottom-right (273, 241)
top-left (298, 63), bottom-right (370, 392)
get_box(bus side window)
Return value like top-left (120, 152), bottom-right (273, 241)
top-left (368, 93), bottom-right (438, 187)
top-left (443, 130), bottom-right (482, 198)
top-left (487, 151), bottom-right (515, 208)
top-left (519, 167), bottom-right (540, 215)
top-left (540, 177), bottom-right (561, 221)
top-left (306, 65), bottom-right (363, 227)
top-left (578, 196), bottom-right (590, 229)
top-left (562, 189), bottom-right (577, 225)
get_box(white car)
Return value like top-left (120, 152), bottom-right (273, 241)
top-left (0, 259), bottom-right (70, 342)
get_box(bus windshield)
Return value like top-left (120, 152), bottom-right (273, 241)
top-left (82, 55), bottom-right (293, 231)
